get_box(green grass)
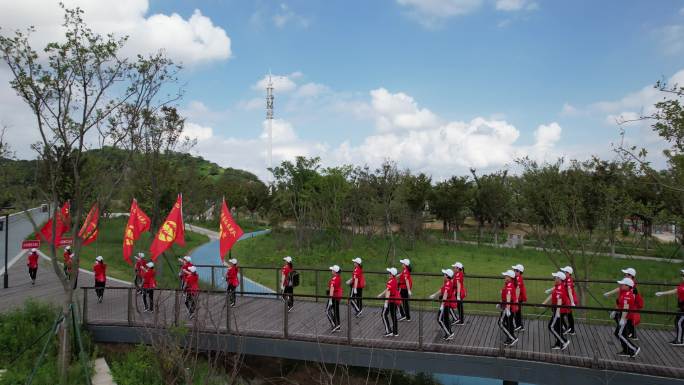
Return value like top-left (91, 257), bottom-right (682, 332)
top-left (38, 217), bottom-right (209, 288)
top-left (230, 229), bottom-right (684, 325)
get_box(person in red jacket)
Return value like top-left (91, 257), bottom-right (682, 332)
top-left (512, 264), bottom-right (527, 331)
top-left (543, 271), bottom-right (570, 350)
top-left (613, 277), bottom-right (640, 357)
top-left (93, 256), bottom-right (107, 303)
top-left (604, 267), bottom-right (641, 340)
top-left (281, 256), bottom-right (295, 311)
top-left (134, 252), bottom-right (146, 294)
top-left (430, 269), bottom-right (455, 340)
top-left (27, 248), bottom-right (39, 285)
top-left (560, 266), bottom-right (578, 335)
top-left (350, 257), bottom-right (365, 317)
top-left (63, 246), bottom-right (73, 279)
top-left (178, 256), bottom-right (193, 290)
top-left (655, 269), bottom-right (684, 346)
top-left (326, 265), bottom-right (343, 332)
top-left (452, 262), bottom-right (467, 325)
top-left (140, 262), bottom-right (157, 312)
top-left (224, 258), bottom-right (239, 307)
top-left (397, 258), bottom-right (413, 322)
top-left (184, 265), bottom-right (200, 319)
top-left (378, 267), bottom-right (400, 337)
top-left (499, 270), bottom-right (519, 346)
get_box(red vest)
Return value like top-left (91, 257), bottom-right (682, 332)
top-left (94, 263), bottom-right (107, 282)
top-left (27, 252), bottom-right (39, 269)
top-left (502, 281), bottom-right (519, 312)
top-left (398, 266), bottom-right (412, 289)
top-left (143, 269), bottom-right (157, 288)
top-left (387, 276), bottom-right (401, 305)
top-left (353, 266), bottom-right (366, 288)
top-left (185, 273), bottom-right (199, 294)
top-left (226, 265), bottom-right (239, 287)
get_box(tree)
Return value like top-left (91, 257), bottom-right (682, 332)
top-left (470, 169), bottom-right (513, 244)
top-left (400, 172), bottom-right (431, 244)
top-left (371, 160), bottom-right (402, 263)
top-left (429, 176), bottom-right (472, 238)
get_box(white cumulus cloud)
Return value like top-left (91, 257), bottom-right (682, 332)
top-left (495, 0), bottom-right (538, 11)
top-left (370, 88), bottom-right (440, 131)
top-left (396, 0), bottom-right (484, 26)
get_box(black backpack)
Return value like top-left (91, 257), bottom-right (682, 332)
top-left (289, 270), bottom-right (300, 287)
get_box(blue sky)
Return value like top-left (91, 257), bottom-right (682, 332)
top-left (2, 0), bottom-right (683, 180)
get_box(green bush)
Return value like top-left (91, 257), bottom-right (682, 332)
top-left (109, 345), bottom-right (163, 385)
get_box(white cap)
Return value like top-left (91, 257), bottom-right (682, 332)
top-left (329, 265), bottom-right (341, 273)
top-left (452, 262), bottom-right (463, 269)
top-left (512, 264), bottom-right (524, 272)
top-left (441, 268), bottom-right (454, 278)
top-left (352, 257), bottom-right (362, 264)
top-left (96, 256), bottom-right (103, 262)
top-left (502, 270), bottom-right (516, 278)
top-left (387, 267), bottom-right (398, 276)
top-left (65, 246), bottom-right (71, 250)
top-left (228, 258), bottom-right (238, 264)
top-left (617, 277), bottom-right (635, 287)
top-left (146, 262), bottom-right (154, 268)
top-left (399, 258), bottom-right (410, 266)
top-left (552, 271), bottom-right (566, 280)
top-left (31, 248), bottom-right (37, 252)
top-left (188, 265), bottom-right (197, 273)
top-left (283, 256), bottom-right (292, 263)
top-left (621, 268), bottom-right (636, 277)
top-left (138, 252), bottom-right (145, 258)
top-left (681, 269), bottom-right (684, 275)
top-left (560, 266), bottom-right (573, 275)
top-left (183, 256), bottom-right (192, 262)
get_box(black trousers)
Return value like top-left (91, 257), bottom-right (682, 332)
top-left (227, 284), bottom-right (237, 306)
top-left (350, 287), bottom-right (363, 314)
top-left (614, 317), bottom-right (639, 354)
top-left (143, 289), bottom-right (154, 311)
top-left (382, 302), bottom-right (398, 335)
top-left (28, 267), bottom-right (37, 281)
top-left (456, 300), bottom-right (464, 323)
top-left (282, 286), bottom-right (294, 309)
top-left (185, 292), bottom-right (198, 314)
top-left (674, 312), bottom-right (683, 344)
top-left (562, 312), bottom-right (575, 332)
top-left (399, 288), bottom-right (411, 320)
top-left (549, 311), bottom-right (568, 346)
top-left (134, 275), bottom-right (143, 293)
top-left (498, 311), bottom-right (516, 342)
top-left (514, 301), bottom-right (523, 329)
top-left (438, 306), bottom-right (452, 337)
top-left (326, 298), bottom-right (340, 328)
top-left (95, 280), bottom-right (106, 299)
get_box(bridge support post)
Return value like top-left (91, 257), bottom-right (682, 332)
top-left (82, 288), bottom-right (88, 326)
top-left (315, 270), bottom-right (319, 303)
top-left (418, 301), bottom-right (423, 350)
top-left (211, 267), bottom-right (215, 290)
top-left (226, 290), bottom-right (231, 334)
top-left (283, 297), bottom-right (289, 339)
top-left (240, 269), bottom-right (244, 297)
top-left (127, 288), bottom-right (133, 326)
top-left (174, 290), bottom-right (180, 326)
top-left (275, 269), bottom-right (280, 295)
top-left (347, 299), bottom-right (352, 345)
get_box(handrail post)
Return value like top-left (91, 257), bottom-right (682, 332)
top-left (283, 295), bottom-right (289, 339)
top-left (82, 288), bottom-right (88, 326)
top-left (127, 288), bottom-right (133, 326)
top-left (226, 290), bottom-right (232, 334)
top-left (211, 266), bottom-right (215, 290)
top-left (275, 268), bottom-right (280, 295)
top-left (418, 299), bottom-right (423, 351)
top-left (315, 270), bottom-right (319, 303)
top-left (347, 298), bottom-right (352, 345)
top-left (240, 268), bottom-right (245, 297)
top-left (174, 290), bottom-right (180, 326)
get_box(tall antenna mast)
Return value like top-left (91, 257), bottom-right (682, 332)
top-left (266, 71), bottom-right (274, 174)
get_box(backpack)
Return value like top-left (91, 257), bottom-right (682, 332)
top-left (289, 270), bottom-right (300, 287)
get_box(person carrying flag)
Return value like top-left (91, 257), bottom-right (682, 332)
top-left (63, 246), bottom-right (73, 279)
top-left (224, 258), bottom-right (239, 307)
top-left (27, 248), bottom-right (39, 285)
top-left (326, 265), bottom-right (343, 332)
top-left (93, 256), bottom-right (107, 303)
top-left (398, 259), bottom-right (413, 322)
top-left (134, 252), bottom-right (146, 294)
top-left (655, 269), bottom-right (684, 346)
top-left (140, 262), bottom-right (157, 312)
top-left (498, 270), bottom-right (519, 346)
top-left (350, 257), bottom-right (365, 317)
top-left (178, 255), bottom-right (193, 290)
top-left (184, 265), bottom-right (200, 319)
top-left (543, 271), bottom-right (570, 350)
top-left (429, 268), bottom-right (455, 341)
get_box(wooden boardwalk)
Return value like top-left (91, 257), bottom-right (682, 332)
top-left (2, 258), bottom-right (684, 382)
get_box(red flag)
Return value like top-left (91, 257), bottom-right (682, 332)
top-left (122, 199), bottom-right (151, 264)
top-left (39, 202), bottom-right (71, 244)
top-left (149, 194), bottom-right (185, 261)
top-left (78, 203), bottom-right (99, 246)
top-left (219, 199), bottom-right (243, 261)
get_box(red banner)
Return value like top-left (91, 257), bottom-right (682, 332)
top-left (123, 199), bottom-right (151, 265)
top-left (58, 238), bottom-right (73, 247)
top-left (39, 202), bottom-right (71, 244)
top-left (22, 240), bottom-right (40, 249)
top-left (149, 194), bottom-right (185, 261)
top-left (219, 199), bottom-right (243, 261)
top-left (78, 203), bottom-right (99, 246)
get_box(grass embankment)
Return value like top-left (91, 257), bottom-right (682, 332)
top-left (39, 217), bottom-right (209, 288)
top-left (230, 230), bottom-right (684, 324)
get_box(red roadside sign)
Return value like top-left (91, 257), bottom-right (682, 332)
top-left (21, 240), bottom-right (40, 249)
top-left (58, 238), bottom-right (73, 247)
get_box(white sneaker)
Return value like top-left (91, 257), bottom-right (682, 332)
top-left (561, 340), bottom-right (570, 350)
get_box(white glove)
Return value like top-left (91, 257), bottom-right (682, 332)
top-left (439, 305), bottom-right (444, 311)
top-left (352, 288), bottom-right (357, 295)
top-left (457, 295), bottom-right (461, 301)
top-left (603, 292), bottom-right (610, 298)
top-left (619, 318), bottom-right (626, 327)
top-left (655, 292), bottom-right (664, 297)
top-left (328, 299), bottom-right (332, 306)
top-left (545, 288), bottom-right (552, 294)
top-left (504, 308), bottom-right (511, 317)
top-left (609, 311), bottom-right (616, 319)
top-left (429, 293), bottom-right (436, 299)
top-left (384, 302), bottom-right (388, 309)
top-left (570, 301), bottom-right (576, 307)
top-left (495, 304), bottom-right (501, 310)
top-left (408, 290), bottom-right (412, 297)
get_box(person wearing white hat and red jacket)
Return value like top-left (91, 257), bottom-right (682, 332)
top-left (498, 270), bottom-right (519, 346)
top-left (378, 267), bottom-right (400, 337)
top-left (134, 252), bottom-right (147, 294)
top-left (543, 272), bottom-right (571, 350)
top-left (224, 258), bottom-right (239, 307)
top-left (604, 267), bottom-right (642, 340)
top-left (511, 264), bottom-right (527, 331)
top-left (281, 256), bottom-right (295, 311)
top-left (184, 265), bottom-right (200, 319)
top-left (327, 265), bottom-right (343, 332)
top-left (560, 266), bottom-right (578, 335)
top-left (27, 248), bottom-right (39, 285)
top-left (93, 256), bottom-right (107, 303)
top-left (398, 258), bottom-right (413, 322)
top-left (140, 262), bottom-right (157, 312)
top-left (655, 269), bottom-right (684, 346)
top-left (178, 256), bottom-right (194, 290)
top-left (452, 262), bottom-right (467, 325)
top-left (612, 277), bottom-right (640, 357)
top-left (350, 257), bottom-right (365, 317)
top-left (429, 269), bottom-right (455, 340)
